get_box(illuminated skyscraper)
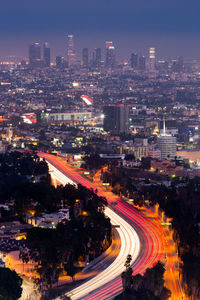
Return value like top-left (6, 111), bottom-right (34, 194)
top-left (67, 34), bottom-right (76, 67)
top-left (82, 48), bottom-right (89, 68)
top-left (29, 43), bottom-right (42, 67)
top-left (43, 42), bottom-right (50, 67)
top-left (149, 47), bottom-right (156, 72)
top-left (105, 41), bottom-right (113, 49)
top-left (105, 41), bottom-right (115, 68)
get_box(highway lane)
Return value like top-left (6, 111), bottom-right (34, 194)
top-left (43, 155), bottom-right (141, 299)
top-left (39, 153), bottom-right (164, 299)
top-left (94, 168), bottom-right (185, 300)
top-left (66, 207), bottom-right (140, 300)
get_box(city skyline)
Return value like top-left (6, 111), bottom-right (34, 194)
top-left (1, 0), bottom-right (200, 60)
top-left (2, 33), bottom-right (200, 62)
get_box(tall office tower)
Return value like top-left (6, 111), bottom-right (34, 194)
top-left (95, 48), bottom-right (101, 67)
top-left (43, 42), bottom-right (50, 67)
top-left (158, 120), bottom-right (176, 160)
top-left (105, 41), bottom-right (115, 68)
top-left (105, 41), bottom-right (113, 49)
top-left (29, 43), bottom-right (42, 67)
top-left (130, 53), bottom-right (138, 68)
top-left (56, 56), bottom-right (65, 68)
top-left (103, 104), bottom-right (129, 134)
top-left (178, 56), bottom-right (184, 71)
top-left (82, 48), bottom-right (89, 68)
top-left (149, 47), bottom-right (156, 72)
top-left (67, 34), bottom-right (76, 67)
top-left (138, 55), bottom-right (146, 71)
top-left (172, 56), bottom-right (184, 72)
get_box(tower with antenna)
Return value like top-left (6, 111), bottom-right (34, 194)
top-left (158, 118), bottom-right (176, 159)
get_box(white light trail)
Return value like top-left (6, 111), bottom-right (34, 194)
top-left (66, 207), bottom-right (140, 300)
top-left (46, 160), bottom-right (140, 300)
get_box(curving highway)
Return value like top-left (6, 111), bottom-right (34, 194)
top-left (39, 153), bottom-right (164, 299)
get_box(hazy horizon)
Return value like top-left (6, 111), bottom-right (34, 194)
top-left (1, 0), bottom-right (200, 61)
top-left (1, 33), bottom-right (200, 62)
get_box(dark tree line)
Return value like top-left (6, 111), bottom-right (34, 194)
top-left (20, 184), bottom-right (111, 297)
top-left (103, 164), bottom-right (200, 299)
top-left (0, 152), bottom-right (49, 203)
top-left (116, 260), bottom-right (171, 300)
top-left (130, 177), bottom-right (200, 299)
top-left (0, 152), bottom-right (112, 298)
top-left (0, 268), bottom-right (22, 300)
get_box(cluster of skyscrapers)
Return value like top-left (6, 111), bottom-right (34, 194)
top-left (29, 35), bottom-right (117, 69)
top-left (67, 35), bottom-right (116, 69)
top-left (28, 35), bottom-right (158, 79)
top-left (29, 42), bottom-right (50, 68)
top-left (130, 47), bottom-right (155, 72)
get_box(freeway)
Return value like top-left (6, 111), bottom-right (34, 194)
top-left (39, 153), bottom-right (164, 299)
top-left (93, 168), bottom-right (185, 300)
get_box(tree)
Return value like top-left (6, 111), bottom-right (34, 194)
top-left (119, 261), bottom-right (170, 300)
top-left (64, 254), bottom-right (78, 281)
top-left (160, 287), bottom-right (171, 300)
top-left (0, 268), bottom-right (22, 299)
top-left (121, 267), bottom-right (133, 290)
top-left (124, 254), bottom-right (132, 269)
top-left (143, 262), bottom-right (165, 295)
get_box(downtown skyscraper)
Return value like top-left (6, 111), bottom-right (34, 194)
top-left (82, 48), bottom-right (89, 68)
top-left (105, 41), bottom-right (115, 68)
top-left (95, 48), bottom-right (101, 68)
top-left (149, 47), bottom-right (156, 72)
top-left (67, 34), bottom-right (76, 67)
top-left (43, 42), bottom-right (50, 67)
top-left (29, 43), bottom-right (41, 67)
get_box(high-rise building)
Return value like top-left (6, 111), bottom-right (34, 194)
top-left (158, 120), bottom-right (176, 160)
top-left (82, 48), bottom-right (89, 68)
top-left (29, 43), bottom-right (42, 67)
top-left (56, 56), bottom-right (65, 68)
top-left (103, 104), bottom-right (129, 134)
top-left (105, 41), bottom-right (115, 68)
top-left (178, 56), bottom-right (184, 71)
top-left (95, 48), bottom-right (101, 67)
top-left (105, 41), bottom-right (113, 49)
top-left (130, 53), bottom-right (138, 68)
top-left (43, 42), bottom-right (50, 67)
top-left (149, 47), bottom-right (155, 72)
top-left (172, 56), bottom-right (184, 72)
top-left (67, 34), bottom-right (76, 67)
top-left (138, 55), bottom-right (146, 71)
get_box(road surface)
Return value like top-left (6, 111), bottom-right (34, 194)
top-left (39, 153), bottom-right (165, 300)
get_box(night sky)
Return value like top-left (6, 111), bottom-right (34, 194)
top-left (1, 0), bottom-right (200, 60)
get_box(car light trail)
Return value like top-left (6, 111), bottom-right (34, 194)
top-left (67, 207), bottom-right (140, 300)
top-left (44, 155), bottom-right (140, 299)
top-left (38, 153), bottom-right (165, 300)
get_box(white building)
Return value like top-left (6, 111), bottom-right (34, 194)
top-left (158, 121), bottom-right (176, 160)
